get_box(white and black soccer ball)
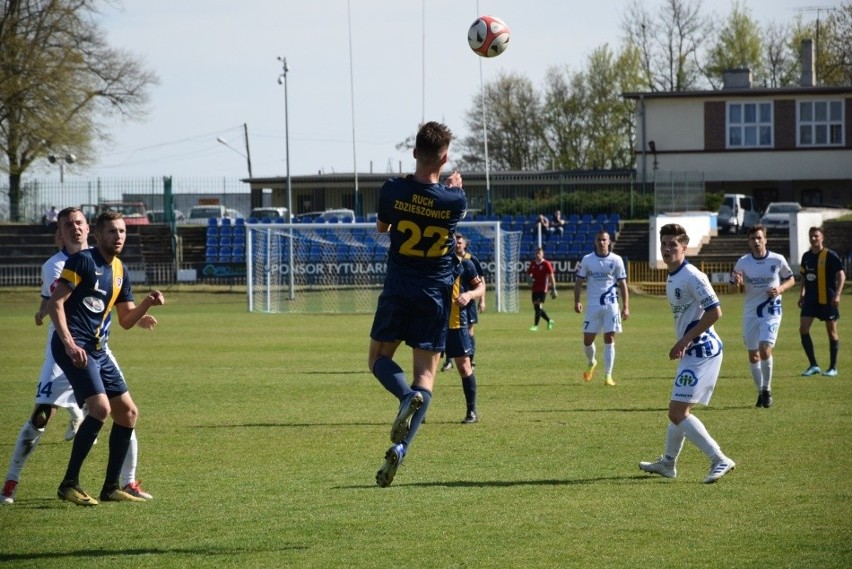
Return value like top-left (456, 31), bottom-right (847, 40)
top-left (467, 15), bottom-right (510, 58)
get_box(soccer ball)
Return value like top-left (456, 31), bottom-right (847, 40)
top-left (467, 16), bottom-right (510, 58)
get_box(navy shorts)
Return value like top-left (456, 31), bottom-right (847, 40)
top-left (801, 303), bottom-right (839, 322)
top-left (467, 303), bottom-right (479, 325)
top-left (50, 333), bottom-right (128, 407)
top-left (445, 327), bottom-right (473, 359)
top-left (370, 275), bottom-right (451, 352)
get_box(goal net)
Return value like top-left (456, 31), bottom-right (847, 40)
top-left (245, 221), bottom-right (521, 314)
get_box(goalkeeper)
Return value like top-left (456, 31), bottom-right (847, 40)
top-left (527, 247), bottom-right (557, 331)
top-left (367, 121), bottom-right (467, 488)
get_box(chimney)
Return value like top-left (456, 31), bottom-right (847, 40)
top-left (722, 68), bottom-right (752, 89)
top-left (800, 38), bottom-right (816, 87)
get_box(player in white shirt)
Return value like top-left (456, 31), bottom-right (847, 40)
top-left (574, 231), bottom-right (629, 386)
top-left (729, 225), bottom-right (795, 408)
top-left (639, 223), bottom-right (736, 484)
top-left (1, 208), bottom-right (154, 505)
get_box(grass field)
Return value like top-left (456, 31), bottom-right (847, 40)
top-left (0, 287), bottom-right (850, 568)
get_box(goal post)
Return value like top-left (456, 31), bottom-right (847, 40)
top-left (245, 221), bottom-right (521, 314)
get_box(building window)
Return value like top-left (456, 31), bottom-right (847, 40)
top-left (727, 102), bottom-right (772, 148)
top-left (798, 100), bottom-right (844, 146)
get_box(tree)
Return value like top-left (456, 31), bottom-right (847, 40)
top-left (816, 3), bottom-right (852, 86)
top-left (621, 0), bottom-right (711, 91)
top-left (457, 72), bottom-right (547, 171)
top-left (704, 1), bottom-right (764, 88)
top-left (0, 0), bottom-right (158, 221)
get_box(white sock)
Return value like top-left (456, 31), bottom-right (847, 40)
top-left (604, 343), bottom-right (615, 376)
top-left (120, 430), bottom-right (139, 486)
top-left (680, 414), bottom-right (724, 462)
top-left (5, 422), bottom-right (43, 481)
top-left (749, 361), bottom-right (762, 391)
top-left (664, 422), bottom-right (685, 463)
top-left (584, 344), bottom-right (596, 366)
top-left (760, 357), bottom-right (773, 391)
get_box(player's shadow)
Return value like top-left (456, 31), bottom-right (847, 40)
top-left (0, 544), bottom-right (308, 563)
top-left (338, 474), bottom-right (654, 489)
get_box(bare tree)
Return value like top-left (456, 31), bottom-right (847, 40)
top-left (762, 21), bottom-right (797, 87)
top-left (0, 0), bottom-right (158, 221)
top-left (622, 0), bottom-right (711, 91)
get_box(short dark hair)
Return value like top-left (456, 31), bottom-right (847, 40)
top-left (659, 223), bottom-right (690, 246)
top-left (415, 121), bottom-right (453, 165)
top-left (95, 210), bottom-right (123, 232)
top-left (57, 207), bottom-right (82, 224)
top-left (808, 226), bottom-right (823, 237)
top-left (747, 224), bottom-right (766, 237)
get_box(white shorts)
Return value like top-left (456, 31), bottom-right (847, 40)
top-left (670, 353), bottom-right (723, 406)
top-left (742, 315), bottom-right (781, 351)
top-left (582, 303), bottom-right (622, 335)
top-left (34, 343), bottom-right (121, 409)
top-left (34, 344), bottom-right (79, 409)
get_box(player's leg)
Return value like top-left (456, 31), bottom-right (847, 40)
top-left (100, 391), bottom-right (142, 502)
top-left (2, 404), bottom-right (56, 504)
top-left (582, 310), bottom-right (600, 381)
top-left (603, 331), bottom-right (616, 386)
top-left (747, 348), bottom-right (763, 405)
top-left (824, 319), bottom-right (839, 375)
top-left (799, 314), bottom-right (820, 374)
top-left (452, 329), bottom-right (478, 423)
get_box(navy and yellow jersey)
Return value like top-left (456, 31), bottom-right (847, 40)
top-left (800, 248), bottom-right (844, 306)
top-left (448, 259), bottom-right (482, 330)
top-left (58, 248), bottom-right (133, 351)
top-left (378, 175), bottom-right (467, 286)
top-left (462, 251), bottom-right (483, 320)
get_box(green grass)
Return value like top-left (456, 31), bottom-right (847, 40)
top-left (0, 288), bottom-right (850, 568)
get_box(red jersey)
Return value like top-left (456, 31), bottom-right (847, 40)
top-left (528, 260), bottom-right (554, 293)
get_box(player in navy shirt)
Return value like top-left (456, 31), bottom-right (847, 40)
top-left (369, 121), bottom-right (467, 487)
top-left (48, 211), bottom-right (165, 506)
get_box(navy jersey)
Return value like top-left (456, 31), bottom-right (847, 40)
top-left (449, 259), bottom-right (482, 330)
top-left (377, 175), bottom-right (467, 286)
top-left (58, 248), bottom-right (133, 351)
top-left (463, 251), bottom-right (484, 322)
top-left (800, 248), bottom-right (844, 306)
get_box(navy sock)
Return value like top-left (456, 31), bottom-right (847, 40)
top-left (829, 339), bottom-right (839, 369)
top-left (801, 334), bottom-right (818, 367)
top-left (104, 424), bottom-right (134, 489)
top-left (372, 357), bottom-right (411, 400)
top-left (402, 387), bottom-right (432, 448)
top-left (462, 374), bottom-right (477, 413)
top-left (63, 415), bottom-right (103, 483)
top-left (470, 336), bottom-right (476, 363)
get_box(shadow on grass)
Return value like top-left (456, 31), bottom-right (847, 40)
top-left (337, 474), bottom-right (658, 489)
top-left (525, 404), bottom-right (754, 414)
top-left (0, 544), bottom-right (308, 563)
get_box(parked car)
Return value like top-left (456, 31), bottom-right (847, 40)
top-left (250, 207), bottom-right (288, 221)
top-left (293, 209), bottom-right (356, 223)
top-left (716, 193), bottom-right (759, 234)
top-left (759, 202), bottom-right (802, 231)
top-left (81, 201), bottom-right (149, 225)
top-left (147, 209), bottom-right (185, 223)
top-left (186, 205), bottom-right (243, 225)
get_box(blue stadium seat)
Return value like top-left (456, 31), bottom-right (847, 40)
top-left (581, 213), bottom-right (593, 225)
top-left (219, 236), bottom-right (232, 247)
top-left (207, 218), bottom-right (218, 227)
top-left (221, 218), bottom-right (232, 227)
top-left (206, 236), bottom-right (218, 247)
top-left (206, 226), bottom-right (218, 238)
top-left (232, 246), bottom-right (245, 260)
top-left (609, 213), bottom-right (621, 227)
top-left (568, 213), bottom-right (580, 225)
top-left (248, 217), bottom-right (259, 224)
top-left (596, 213), bottom-right (608, 225)
top-left (218, 246), bottom-right (232, 258)
top-left (235, 218), bottom-right (245, 226)
top-left (205, 246), bottom-right (218, 261)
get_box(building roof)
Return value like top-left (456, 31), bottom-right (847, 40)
top-left (622, 85), bottom-right (852, 100)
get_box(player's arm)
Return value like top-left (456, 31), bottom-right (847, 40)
top-left (35, 297), bottom-right (49, 326)
top-left (47, 281), bottom-right (87, 368)
top-left (457, 276), bottom-right (485, 307)
top-left (573, 275), bottom-right (584, 313)
top-left (669, 305), bottom-right (721, 360)
top-left (834, 267), bottom-right (846, 307)
top-left (376, 220), bottom-right (390, 234)
top-left (618, 278), bottom-right (630, 320)
top-left (115, 291), bottom-right (165, 330)
top-left (549, 269), bottom-right (558, 298)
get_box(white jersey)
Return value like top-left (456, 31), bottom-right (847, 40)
top-left (666, 261), bottom-right (722, 359)
top-left (39, 249), bottom-right (69, 342)
top-left (733, 251), bottom-right (794, 319)
top-left (576, 252), bottom-right (627, 306)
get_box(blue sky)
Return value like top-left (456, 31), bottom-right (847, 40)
top-left (66, 0), bottom-right (833, 180)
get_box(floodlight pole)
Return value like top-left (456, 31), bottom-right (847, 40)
top-left (278, 56), bottom-right (295, 300)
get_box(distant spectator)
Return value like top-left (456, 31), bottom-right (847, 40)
top-left (44, 206), bottom-right (59, 232)
top-left (534, 213), bottom-right (552, 240)
top-left (551, 210), bottom-right (567, 238)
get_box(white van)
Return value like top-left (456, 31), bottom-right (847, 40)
top-left (717, 194), bottom-right (760, 234)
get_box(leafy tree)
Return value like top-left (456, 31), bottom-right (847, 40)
top-left (704, 1), bottom-right (764, 88)
top-left (816, 3), bottom-right (852, 86)
top-left (0, 0), bottom-right (158, 221)
top-left (457, 71), bottom-right (547, 171)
